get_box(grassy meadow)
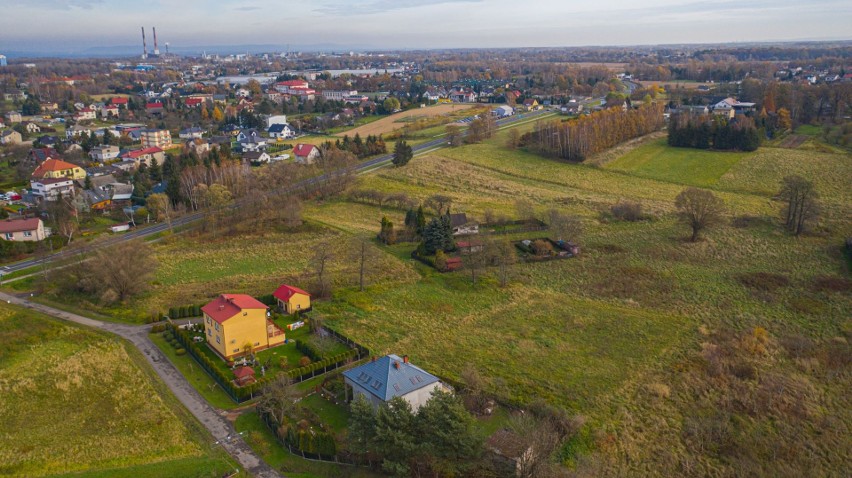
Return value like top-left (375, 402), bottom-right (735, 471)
top-left (0, 303), bottom-right (237, 477)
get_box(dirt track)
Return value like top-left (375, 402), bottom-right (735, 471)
top-left (335, 103), bottom-right (478, 137)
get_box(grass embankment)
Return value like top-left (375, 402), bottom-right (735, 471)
top-left (0, 302), bottom-right (239, 477)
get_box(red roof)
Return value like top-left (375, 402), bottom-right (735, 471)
top-left (111, 97), bottom-right (128, 105)
top-left (0, 218), bottom-right (41, 234)
top-left (185, 98), bottom-right (203, 106)
top-left (273, 284), bottom-right (310, 302)
top-left (233, 366), bottom-right (255, 379)
top-left (276, 80), bottom-right (309, 87)
top-left (293, 144), bottom-right (317, 158)
top-left (31, 158), bottom-right (81, 178)
top-left (146, 102), bottom-right (164, 109)
top-left (201, 294), bottom-right (268, 324)
top-left (122, 146), bottom-right (163, 159)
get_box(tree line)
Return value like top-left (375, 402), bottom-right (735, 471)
top-left (667, 114), bottom-right (761, 151)
top-left (521, 102), bottom-right (665, 161)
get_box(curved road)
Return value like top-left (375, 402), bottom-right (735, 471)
top-left (2, 109), bottom-right (553, 275)
top-left (0, 291), bottom-right (283, 478)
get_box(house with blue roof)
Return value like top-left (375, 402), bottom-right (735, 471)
top-left (343, 354), bottom-right (443, 411)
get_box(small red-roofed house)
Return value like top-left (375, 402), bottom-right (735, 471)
top-left (293, 143), bottom-right (320, 164)
top-left (272, 284), bottom-right (311, 314)
top-left (233, 366), bottom-right (256, 386)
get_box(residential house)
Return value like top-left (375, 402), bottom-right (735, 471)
top-left (4, 112), bottom-right (22, 123)
top-left (179, 127), bottom-right (206, 139)
top-left (110, 97), bottom-right (129, 108)
top-left (274, 79), bottom-right (309, 94)
top-left (32, 158), bottom-right (86, 180)
top-left (266, 115), bottom-right (288, 129)
top-left (0, 218), bottom-right (46, 242)
top-left (342, 354), bottom-right (442, 412)
top-left (233, 366), bottom-right (256, 386)
top-left (522, 98), bottom-right (540, 111)
top-left (605, 97), bottom-right (630, 111)
top-left (184, 97), bottom-right (204, 108)
top-left (242, 151), bottom-right (271, 164)
top-left (711, 97), bottom-right (756, 116)
top-left (272, 284), bottom-right (311, 314)
top-left (140, 128), bottom-right (172, 148)
top-left (3, 90), bottom-right (26, 101)
top-left (31, 177), bottom-right (75, 201)
top-left (267, 123), bottom-right (293, 139)
top-left (236, 129), bottom-right (267, 152)
top-left (560, 102), bottom-right (583, 115)
top-left (74, 108), bottom-right (97, 121)
top-left (89, 145), bottom-right (120, 161)
top-left (65, 124), bottom-right (92, 139)
top-left (29, 147), bottom-right (60, 162)
top-left (201, 294), bottom-right (286, 360)
top-left (293, 143), bottom-right (320, 164)
top-left (0, 129), bottom-right (22, 145)
top-left (34, 136), bottom-right (60, 148)
top-left (322, 90), bottom-right (359, 101)
top-left (121, 146), bottom-right (165, 168)
top-left (449, 213), bottom-right (479, 236)
top-left (100, 104), bottom-right (119, 118)
top-left (185, 138), bottom-right (210, 155)
top-left (449, 89), bottom-right (477, 103)
top-left (145, 101), bottom-right (165, 115)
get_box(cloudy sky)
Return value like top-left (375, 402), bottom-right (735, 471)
top-left (1, 0), bottom-right (850, 54)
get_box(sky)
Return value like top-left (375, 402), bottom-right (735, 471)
top-left (1, 0), bottom-right (851, 55)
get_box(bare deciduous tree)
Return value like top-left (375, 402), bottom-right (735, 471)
top-left (546, 209), bottom-right (583, 242)
top-left (257, 375), bottom-right (299, 425)
top-left (310, 241), bottom-right (335, 298)
top-left (778, 175), bottom-right (820, 236)
top-left (675, 187), bottom-right (726, 242)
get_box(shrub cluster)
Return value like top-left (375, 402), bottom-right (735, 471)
top-left (611, 201), bottom-right (643, 221)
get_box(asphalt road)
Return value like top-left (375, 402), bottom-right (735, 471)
top-left (1, 109), bottom-right (553, 275)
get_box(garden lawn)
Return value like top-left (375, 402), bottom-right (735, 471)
top-left (235, 411), bottom-right (381, 478)
top-left (0, 303), bottom-right (235, 477)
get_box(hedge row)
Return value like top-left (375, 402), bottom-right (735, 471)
top-left (169, 322), bottom-right (269, 401)
top-left (287, 426), bottom-right (337, 457)
top-left (285, 350), bottom-right (358, 383)
top-left (295, 339), bottom-right (323, 362)
top-left (168, 305), bottom-right (203, 319)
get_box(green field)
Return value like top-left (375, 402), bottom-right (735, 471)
top-left (604, 138), bottom-right (752, 187)
top-left (0, 303), bottom-right (237, 477)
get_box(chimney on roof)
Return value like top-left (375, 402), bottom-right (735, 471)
top-left (393, 361), bottom-right (400, 369)
top-left (371, 356), bottom-right (377, 362)
top-left (403, 355), bottom-right (409, 363)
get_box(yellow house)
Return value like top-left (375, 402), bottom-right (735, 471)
top-left (31, 158), bottom-right (87, 180)
top-left (273, 284), bottom-right (311, 314)
top-left (201, 294), bottom-right (286, 360)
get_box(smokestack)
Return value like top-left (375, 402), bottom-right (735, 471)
top-left (141, 27), bottom-right (148, 59)
top-left (403, 355), bottom-right (409, 363)
top-left (153, 27), bottom-right (160, 56)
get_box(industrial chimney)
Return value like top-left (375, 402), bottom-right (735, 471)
top-left (140, 27), bottom-right (148, 59)
top-left (153, 27), bottom-right (160, 56)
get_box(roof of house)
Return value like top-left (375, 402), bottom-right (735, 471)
top-left (268, 124), bottom-right (290, 133)
top-left (449, 213), bottom-right (471, 228)
top-left (185, 97), bottom-right (204, 105)
top-left (110, 97), bottom-right (128, 105)
top-left (33, 177), bottom-right (73, 185)
top-left (180, 127), bottom-right (205, 134)
top-left (201, 294), bottom-right (268, 324)
top-left (293, 143), bottom-right (318, 157)
top-left (342, 354), bottom-right (439, 402)
top-left (32, 158), bottom-right (82, 178)
top-left (30, 147), bottom-right (60, 162)
top-left (146, 102), bottom-right (164, 108)
top-left (273, 284), bottom-right (310, 302)
top-left (242, 151), bottom-right (268, 160)
top-left (0, 218), bottom-right (41, 234)
top-left (233, 366), bottom-right (255, 379)
top-left (122, 146), bottom-right (163, 159)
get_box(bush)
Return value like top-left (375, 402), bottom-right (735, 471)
top-left (611, 200), bottom-right (643, 221)
top-left (532, 239), bottom-right (554, 256)
top-left (176, 348), bottom-right (186, 356)
top-left (298, 356), bottom-right (311, 367)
